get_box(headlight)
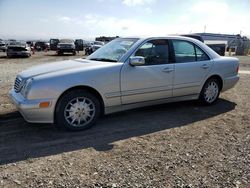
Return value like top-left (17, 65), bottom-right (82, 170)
top-left (21, 78), bottom-right (33, 98)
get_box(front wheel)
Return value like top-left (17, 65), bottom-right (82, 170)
top-left (55, 89), bottom-right (101, 131)
top-left (200, 78), bottom-right (220, 105)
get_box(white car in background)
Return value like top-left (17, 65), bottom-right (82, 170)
top-left (7, 42), bottom-right (31, 58)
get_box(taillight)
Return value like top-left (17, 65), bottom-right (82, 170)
top-left (236, 65), bottom-right (239, 73)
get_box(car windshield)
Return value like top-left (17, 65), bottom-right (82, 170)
top-left (60, 39), bottom-right (74, 43)
top-left (9, 41), bottom-right (26, 46)
top-left (87, 38), bottom-right (138, 62)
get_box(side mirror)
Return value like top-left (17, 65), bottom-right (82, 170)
top-left (129, 56), bottom-right (145, 66)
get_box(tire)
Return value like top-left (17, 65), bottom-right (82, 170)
top-left (72, 51), bottom-right (76, 55)
top-left (55, 89), bottom-right (101, 131)
top-left (200, 78), bottom-right (220, 105)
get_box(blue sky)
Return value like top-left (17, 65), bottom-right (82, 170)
top-left (0, 0), bottom-right (250, 40)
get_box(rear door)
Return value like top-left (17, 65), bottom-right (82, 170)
top-left (170, 39), bottom-right (213, 97)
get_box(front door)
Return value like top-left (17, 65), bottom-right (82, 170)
top-left (49, 39), bottom-right (59, 51)
top-left (75, 39), bottom-right (84, 51)
top-left (121, 39), bottom-right (174, 104)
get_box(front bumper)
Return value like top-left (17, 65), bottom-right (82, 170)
top-left (57, 48), bottom-right (75, 53)
top-left (9, 88), bottom-right (55, 123)
top-left (7, 51), bottom-right (30, 56)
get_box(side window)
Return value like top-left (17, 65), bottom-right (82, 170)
top-left (195, 46), bottom-right (209, 61)
top-left (134, 39), bottom-right (169, 65)
top-left (172, 40), bottom-right (196, 63)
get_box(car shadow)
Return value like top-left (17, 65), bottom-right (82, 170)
top-left (0, 99), bottom-right (236, 165)
top-left (0, 55), bottom-right (7, 59)
top-left (45, 53), bottom-right (80, 57)
top-left (0, 55), bottom-right (30, 59)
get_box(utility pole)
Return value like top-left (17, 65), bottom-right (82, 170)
top-left (204, 25), bottom-right (206, 33)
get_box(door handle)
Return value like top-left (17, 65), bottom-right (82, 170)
top-left (162, 67), bottom-right (174, 73)
top-left (201, 64), bottom-right (209, 69)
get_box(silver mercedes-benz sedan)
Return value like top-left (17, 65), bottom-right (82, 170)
top-left (9, 36), bottom-right (239, 131)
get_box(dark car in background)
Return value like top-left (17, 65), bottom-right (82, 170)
top-left (35, 41), bottom-right (49, 51)
top-left (7, 42), bottom-right (31, 58)
top-left (57, 39), bottom-right (76, 55)
top-left (182, 34), bottom-right (226, 56)
top-left (26, 41), bottom-right (36, 48)
top-left (85, 41), bottom-right (104, 55)
top-left (207, 44), bottom-right (226, 56)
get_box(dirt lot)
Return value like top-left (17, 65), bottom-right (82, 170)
top-left (0, 52), bottom-right (249, 187)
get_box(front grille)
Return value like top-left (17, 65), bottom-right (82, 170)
top-left (14, 77), bottom-right (22, 93)
top-left (60, 44), bottom-right (72, 48)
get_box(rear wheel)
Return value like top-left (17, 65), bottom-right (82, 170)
top-left (200, 78), bottom-right (220, 105)
top-left (55, 89), bottom-right (101, 131)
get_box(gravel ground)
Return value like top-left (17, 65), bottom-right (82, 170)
top-left (0, 52), bottom-right (249, 187)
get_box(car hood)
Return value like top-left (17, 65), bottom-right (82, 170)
top-left (18, 59), bottom-right (114, 80)
top-left (8, 46), bottom-right (29, 51)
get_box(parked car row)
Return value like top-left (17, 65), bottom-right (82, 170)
top-left (0, 36), bottom-right (228, 59)
top-left (0, 38), bottom-right (105, 58)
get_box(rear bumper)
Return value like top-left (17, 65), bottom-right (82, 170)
top-left (9, 88), bottom-right (55, 123)
top-left (222, 75), bottom-right (239, 92)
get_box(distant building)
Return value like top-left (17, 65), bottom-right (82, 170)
top-left (95, 36), bottom-right (119, 43)
top-left (193, 33), bottom-right (250, 55)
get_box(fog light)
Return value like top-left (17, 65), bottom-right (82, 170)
top-left (39, 101), bottom-right (50, 108)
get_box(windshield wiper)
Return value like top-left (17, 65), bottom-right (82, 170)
top-left (88, 58), bottom-right (117, 62)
